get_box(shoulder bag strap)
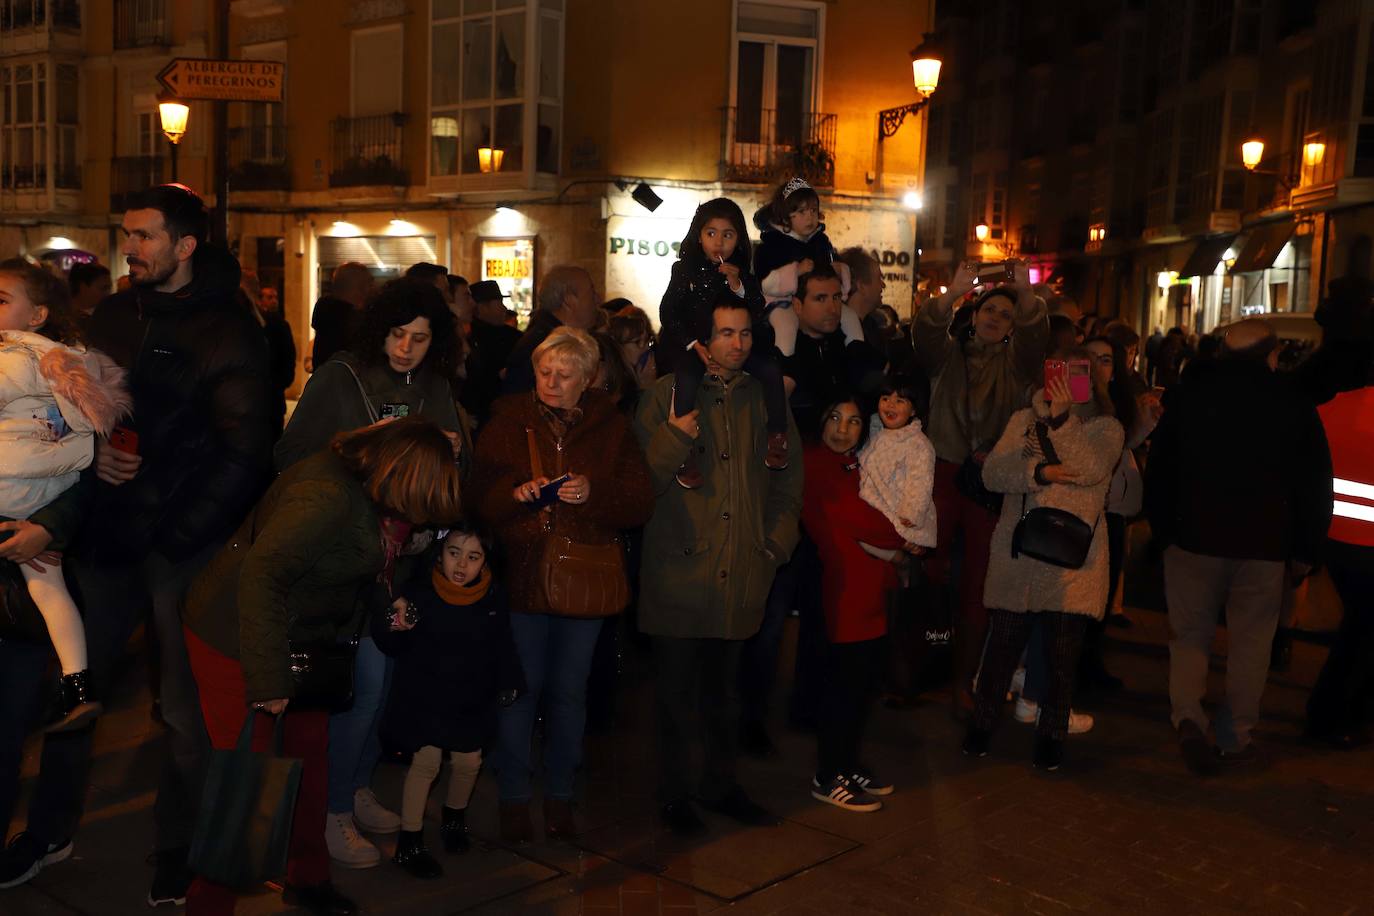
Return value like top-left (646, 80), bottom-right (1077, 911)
top-left (337, 360), bottom-right (380, 424)
top-left (525, 427), bottom-right (554, 529)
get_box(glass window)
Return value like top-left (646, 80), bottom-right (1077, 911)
top-left (731, 1), bottom-right (822, 182)
top-left (433, 23), bottom-right (461, 107)
top-left (462, 19), bottom-right (492, 102)
top-left (431, 0), bottom-right (561, 177)
top-left (494, 13), bottom-right (524, 99)
top-left (57, 64), bottom-right (77, 124)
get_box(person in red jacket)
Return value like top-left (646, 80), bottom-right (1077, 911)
top-left (802, 395), bottom-right (914, 813)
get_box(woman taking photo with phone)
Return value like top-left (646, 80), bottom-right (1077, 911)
top-left (960, 347), bottom-right (1124, 771)
top-left (912, 260), bottom-right (1049, 718)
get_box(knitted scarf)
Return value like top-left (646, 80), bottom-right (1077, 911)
top-left (431, 564), bottom-right (491, 606)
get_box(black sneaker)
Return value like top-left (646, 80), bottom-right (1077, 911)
top-left (1177, 719), bottom-right (1220, 777)
top-left (961, 727), bottom-right (991, 758)
top-left (281, 882), bottom-right (359, 915)
top-left (147, 846), bottom-right (192, 907)
top-left (847, 768), bottom-right (894, 797)
top-left (660, 799), bottom-right (708, 838)
top-left (738, 719), bottom-right (778, 758)
top-left (699, 786), bottom-right (779, 827)
top-left (0, 832), bottom-right (70, 890)
top-left (810, 775), bottom-right (882, 812)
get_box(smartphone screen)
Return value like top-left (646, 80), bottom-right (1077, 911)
top-left (533, 473), bottom-right (572, 508)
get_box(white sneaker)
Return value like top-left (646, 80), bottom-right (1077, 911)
top-left (1009, 668), bottom-right (1026, 698)
top-left (353, 787), bottom-right (401, 834)
top-left (1014, 698), bottom-right (1095, 735)
top-left (325, 812), bottom-right (381, 868)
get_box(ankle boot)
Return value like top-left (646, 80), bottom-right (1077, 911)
top-left (45, 670), bottom-right (103, 734)
top-left (439, 806), bottom-right (470, 854)
top-left (392, 829), bottom-right (443, 879)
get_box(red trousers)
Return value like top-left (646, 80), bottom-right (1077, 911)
top-left (928, 459), bottom-right (1000, 697)
top-left (184, 628), bottom-right (330, 915)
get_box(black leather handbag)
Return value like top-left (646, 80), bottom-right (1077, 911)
top-left (1011, 493), bottom-right (1098, 569)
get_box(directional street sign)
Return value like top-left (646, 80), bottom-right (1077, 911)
top-left (156, 58), bottom-right (285, 103)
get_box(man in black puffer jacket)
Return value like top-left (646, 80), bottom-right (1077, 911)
top-left (0, 185), bottom-right (274, 903)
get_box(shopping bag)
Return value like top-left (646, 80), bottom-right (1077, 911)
top-left (188, 713), bottom-right (302, 888)
top-left (885, 564), bottom-right (954, 698)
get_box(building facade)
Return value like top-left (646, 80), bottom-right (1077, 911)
top-left (1, 0), bottom-right (934, 392)
top-left (920, 0), bottom-right (1374, 339)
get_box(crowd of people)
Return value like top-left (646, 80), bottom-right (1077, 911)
top-left (0, 178), bottom-right (1369, 915)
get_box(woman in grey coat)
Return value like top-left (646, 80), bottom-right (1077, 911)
top-left (961, 347), bottom-right (1124, 770)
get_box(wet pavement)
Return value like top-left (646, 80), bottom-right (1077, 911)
top-left (6, 591), bottom-right (1373, 915)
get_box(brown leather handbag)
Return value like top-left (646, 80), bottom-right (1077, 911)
top-left (526, 428), bottom-right (630, 617)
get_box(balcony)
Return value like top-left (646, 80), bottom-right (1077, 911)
top-left (110, 156), bottom-right (163, 212)
top-left (0, 0), bottom-right (80, 31)
top-left (228, 124), bottom-right (289, 191)
top-left (114, 0), bottom-right (171, 50)
top-left (330, 113), bottom-right (407, 188)
top-left (721, 107), bottom-right (837, 187)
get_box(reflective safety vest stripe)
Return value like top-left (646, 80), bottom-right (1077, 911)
top-left (1321, 387), bottom-right (1374, 547)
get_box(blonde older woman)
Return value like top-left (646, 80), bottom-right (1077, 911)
top-left (471, 327), bottom-right (653, 844)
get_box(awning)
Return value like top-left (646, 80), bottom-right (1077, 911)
top-left (1229, 221), bottom-right (1294, 274)
top-left (1178, 233), bottom-right (1238, 278)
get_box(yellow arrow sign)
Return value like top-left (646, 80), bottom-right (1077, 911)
top-left (157, 58), bottom-right (285, 103)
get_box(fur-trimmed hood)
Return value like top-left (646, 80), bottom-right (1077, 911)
top-left (0, 330), bottom-right (132, 435)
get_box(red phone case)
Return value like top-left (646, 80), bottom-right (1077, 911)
top-left (110, 427), bottom-right (139, 455)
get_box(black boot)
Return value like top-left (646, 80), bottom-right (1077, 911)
top-left (1032, 734), bottom-right (1064, 771)
top-left (393, 829), bottom-right (443, 879)
top-left (961, 727), bottom-right (991, 758)
top-left (45, 670), bottom-right (103, 734)
top-left (439, 806), bottom-right (470, 854)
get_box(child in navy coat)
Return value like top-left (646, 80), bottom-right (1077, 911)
top-left (375, 524), bottom-right (525, 879)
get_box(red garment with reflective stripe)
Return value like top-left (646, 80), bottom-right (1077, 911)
top-left (1320, 387), bottom-right (1374, 547)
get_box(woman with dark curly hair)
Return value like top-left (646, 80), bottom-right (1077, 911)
top-left (274, 275), bottom-right (469, 870)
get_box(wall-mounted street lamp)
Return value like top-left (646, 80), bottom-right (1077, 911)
top-left (158, 92), bottom-right (189, 182)
top-left (974, 223), bottom-right (989, 242)
top-left (478, 146), bottom-right (505, 173)
top-left (878, 33), bottom-right (942, 140)
top-left (1240, 131), bottom-right (1296, 190)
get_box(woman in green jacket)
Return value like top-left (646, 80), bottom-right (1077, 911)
top-left (276, 276), bottom-right (473, 868)
top-left (182, 418), bottom-right (464, 915)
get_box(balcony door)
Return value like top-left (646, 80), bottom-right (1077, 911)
top-left (731, 1), bottom-right (822, 172)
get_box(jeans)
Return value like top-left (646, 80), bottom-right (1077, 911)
top-left (66, 547), bottom-right (216, 853)
top-left (1165, 546), bottom-right (1284, 751)
top-left (653, 636), bottom-right (743, 803)
top-left (493, 613), bottom-right (603, 802)
top-left (0, 636), bottom-right (81, 845)
top-left (326, 636), bottom-right (392, 814)
top-left (739, 534), bottom-right (822, 730)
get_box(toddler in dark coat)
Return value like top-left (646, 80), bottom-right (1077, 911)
top-left (374, 525), bottom-right (525, 879)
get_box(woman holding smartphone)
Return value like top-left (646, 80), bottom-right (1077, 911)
top-left (962, 346), bottom-right (1124, 771)
top-left (912, 260), bottom-right (1049, 718)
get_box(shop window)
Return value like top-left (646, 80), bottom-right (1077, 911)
top-left (430, 0), bottom-right (563, 179)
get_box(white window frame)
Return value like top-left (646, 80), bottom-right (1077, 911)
top-left (427, 0), bottom-right (564, 186)
top-left (727, 0), bottom-right (825, 170)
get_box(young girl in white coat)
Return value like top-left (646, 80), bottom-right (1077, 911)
top-left (0, 264), bottom-right (130, 731)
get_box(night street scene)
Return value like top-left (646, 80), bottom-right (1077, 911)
top-left (1, 0), bottom-right (1372, 914)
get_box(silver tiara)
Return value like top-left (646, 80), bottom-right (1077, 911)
top-left (783, 176), bottom-right (812, 198)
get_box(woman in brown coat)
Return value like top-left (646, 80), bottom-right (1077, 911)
top-left (471, 327), bottom-right (653, 844)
